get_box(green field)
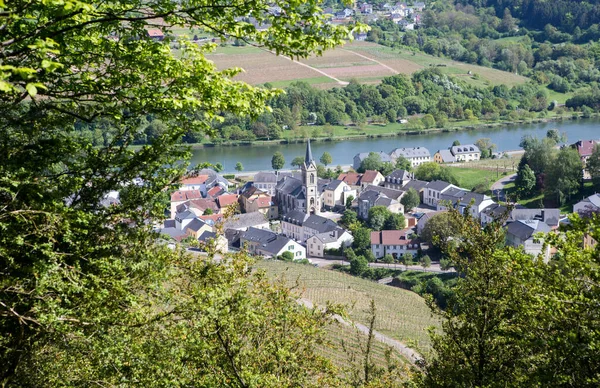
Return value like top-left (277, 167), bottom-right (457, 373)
top-left (255, 260), bottom-right (439, 353)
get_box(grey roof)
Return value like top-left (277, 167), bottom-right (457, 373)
top-left (241, 227), bottom-right (277, 243)
top-left (222, 212), bottom-right (268, 230)
top-left (402, 179), bottom-right (428, 191)
top-left (312, 228), bottom-right (347, 243)
top-left (583, 194), bottom-right (600, 208)
top-left (305, 139), bottom-right (314, 165)
top-left (440, 187), bottom-right (466, 201)
top-left (426, 180), bottom-right (453, 192)
top-left (275, 176), bottom-right (303, 196)
top-left (358, 189), bottom-right (382, 202)
top-left (186, 218), bottom-right (208, 232)
top-left (325, 179), bottom-right (345, 191)
top-left (224, 229), bottom-right (242, 248)
top-left (164, 219), bottom-right (176, 228)
top-left (451, 145), bottom-right (480, 155)
top-left (374, 196), bottom-right (397, 207)
top-left (363, 185), bottom-right (404, 200)
top-left (460, 192), bottom-right (489, 206)
top-left (386, 169), bottom-right (411, 180)
top-left (437, 149), bottom-right (456, 163)
top-left (262, 235), bottom-right (295, 256)
top-left (390, 147), bottom-right (430, 159)
top-left (282, 210), bottom-right (309, 225)
top-left (175, 210), bottom-right (196, 222)
top-left (506, 220), bottom-right (551, 240)
top-left (482, 203), bottom-right (509, 218)
top-left (511, 208), bottom-right (560, 227)
top-left (156, 226), bottom-right (187, 239)
top-left (303, 214), bottom-right (339, 233)
top-left (254, 171), bottom-right (278, 183)
top-left (354, 152), bottom-right (393, 163)
top-left (198, 230), bottom-right (217, 242)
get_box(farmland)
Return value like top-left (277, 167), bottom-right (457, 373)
top-left (254, 260), bottom-right (439, 354)
top-left (206, 41), bottom-right (529, 89)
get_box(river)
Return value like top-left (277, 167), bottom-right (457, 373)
top-left (189, 118), bottom-right (600, 173)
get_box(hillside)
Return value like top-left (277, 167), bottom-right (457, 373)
top-left (255, 260), bottom-right (439, 354)
top-left (206, 41), bottom-right (528, 89)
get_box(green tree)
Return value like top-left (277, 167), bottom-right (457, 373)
top-left (452, 140), bottom-right (461, 147)
top-left (587, 144), bottom-right (600, 190)
top-left (420, 212), bottom-right (462, 252)
top-left (279, 251), bottom-right (295, 262)
top-left (475, 138), bottom-right (496, 159)
top-left (341, 209), bottom-right (358, 227)
top-left (420, 255), bottom-right (432, 268)
top-left (346, 195), bottom-right (355, 209)
top-left (395, 155), bottom-right (412, 171)
top-left (0, 0), bottom-right (354, 383)
top-left (291, 156), bottom-right (305, 168)
top-left (545, 147), bottom-right (583, 205)
top-left (400, 188), bottom-right (420, 212)
top-left (368, 206), bottom-right (391, 231)
top-left (414, 162), bottom-right (458, 185)
top-left (203, 208), bottom-right (214, 215)
top-left (515, 163), bottom-right (536, 197)
top-left (383, 213), bottom-right (406, 230)
top-left (235, 162), bottom-right (244, 172)
top-left (359, 152), bottom-right (383, 173)
top-left (403, 253), bottom-right (414, 266)
top-left (320, 151), bottom-right (332, 166)
top-left (213, 162), bottom-right (224, 172)
top-left (271, 151), bottom-right (285, 171)
top-left (383, 254), bottom-right (395, 264)
top-left (352, 226), bottom-right (372, 255)
top-left (546, 128), bottom-right (565, 144)
top-left (350, 255), bottom-right (369, 276)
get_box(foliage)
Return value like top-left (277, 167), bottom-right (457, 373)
top-left (474, 138), bottom-right (496, 159)
top-left (420, 212), bottom-right (462, 253)
top-left (514, 163), bottom-right (536, 197)
top-left (279, 251), bottom-right (295, 262)
top-left (350, 255), bottom-right (370, 276)
top-left (235, 162), bottom-right (244, 172)
top-left (587, 144), bottom-right (600, 190)
top-left (271, 151), bottom-right (285, 171)
top-left (341, 209), bottom-right (358, 227)
top-left (291, 156), bottom-right (305, 168)
top-left (414, 162), bottom-right (458, 185)
top-left (320, 152), bottom-right (333, 166)
top-left (368, 206), bottom-right (405, 231)
top-left (400, 188), bottom-right (420, 213)
top-left (351, 226), bottom-right (372, 255)
top-left (544, 147), bottom-right (583, 205)
top-left (383, 213), bottom-right (406, 231)
top-left (203, 208), bottom-right (214, 215)
top-left (395, 156), bottom-right (412, 171)
top-left (346, 195), bottom-right (355, 209)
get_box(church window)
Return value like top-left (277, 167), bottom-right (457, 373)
top-left (310, 173), bottom-right (314, 184)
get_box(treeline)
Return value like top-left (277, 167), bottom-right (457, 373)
top-left (74, 68), bottom-right (553, 146)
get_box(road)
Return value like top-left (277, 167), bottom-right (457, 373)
top-left (308, 257), bottom-right (454, 273)
top-left (491, 172), bottom-right (517, 202)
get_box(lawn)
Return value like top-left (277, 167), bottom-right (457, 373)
top-left (254, 260), bottom-right (439, 354)
top-left (503, 181), bottom-right (594, 213)
top-left (451, 167), bottom-right (496, 191)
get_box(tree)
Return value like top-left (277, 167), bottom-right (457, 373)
top-left (452, 140), bottom-right (461, 147)
top-left (279, 251), bottom-right (295, 262)
top-left (320, 151), bottom-right (332, 166)
top-left (235, 162), bottom-right (244, 172)
top-left (400, 188), bottom-right (420, 212)
top-left (414, 162), bottom-right (458, 185)
top-left (420, 255), bottom-right (432, 268)
top-left (383, 254), bottom-right (395, 264)
top-left (213, 163), bottom-right (224, 172)
top-left (545, 147), bottom-right (583, 205)
top-left (271, 151), bottom-right (285, 171)
top-left (359, 152), bottom-right (383, 173)
top-left (403, 253), bottom-right (414, 266)
top-left (368, 206), bottom-right (391, 231)
top-left (475, 138), bottom-right (496, 159)
top-left (587, 144), bottom-right (600, 190)
top-left (0, 0), bottom-right (353, 383)
top-left (420, 212), bottom-right (462, 252)
top-left (383, 213), bottom-right (406, 230)
top-left (204, 208), bottom-right (214, 215)
top-left (352, 226), bottom-right (372, 255)
top-left (515, 163), bottom-right (536, 197)
top-left (546, 128), bottom-right (566, 144)
top-left (291, 156), bottom-right (305, 168)
top-left (395, 155), bottom-right (412, 171)
top-left (350, 255), bottom-right (369, 276)
top-left (346, 195), bottom-right (355, 209)
top-left (341, 209), bottom-right (358, 227)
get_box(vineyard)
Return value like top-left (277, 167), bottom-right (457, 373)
top-left (255, 260), bottom-right (439, 354)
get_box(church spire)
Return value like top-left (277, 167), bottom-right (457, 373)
top-left (305, 139), bottom-right (314, 165)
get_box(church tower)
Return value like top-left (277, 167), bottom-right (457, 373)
top-left (302, 139), bottom-right (319, 215)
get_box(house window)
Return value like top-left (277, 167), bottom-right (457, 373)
top-left (317, 245), bottom-right (321, 250)
top-left (288, 245), bottom-right (294, 250)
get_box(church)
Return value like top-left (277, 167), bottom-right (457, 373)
top-left (275, 140), bottom-right (325, 216)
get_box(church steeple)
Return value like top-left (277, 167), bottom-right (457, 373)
top-left (305, 139), bottom-right (314, 166)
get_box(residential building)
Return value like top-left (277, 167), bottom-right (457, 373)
top-left (146, 29), bottom-right (165, 40)
top-left (572, 140), bottom-right (598, 165)
top-left (245, 195), bottom-right (279, 220)
top-left (402, 179), bottom-right (428, 203)
top-left (175, 198), bottom-right (219, 218)
top-left (179, 169), bottom-right (229, 195)
top-left (185, 218), bottom-right (213, 239)
top-left (222, 212), bottom-right (270, 231)
top-left (437, 190), bottom-right (495, 219)
top-left (505, 220), bottom-right (551, 258)
top-left (253, 171), bottom-right (279, 195)
top-left (306, 228), bottom-right (353, 258)
top-left (174, 210), bottom-right (199, 231)
top-left (240, 227), bottom-right (306, 260)
top-left (370, 229), bottom-right (419, 259)
top-left (389, 147), bottom-right (430, 167)
top-left (574, 193), bottom-right (600, 215)
top-left (450, 145), bottom-right (481, 162)
top-left (362, 185), bottom-right (405, 201)
top-left (416, 210), bottom-right (446, 235)
top-left (155, 219), bottom-right (187, 241)
top-left (353, 151), bottom-right (392, 170)
top-left (281, 210), bottom-right (308, 241)
top-left (207, 185), bottom-right (225, 198)
top-left (357, 189), bottom-right (403, 220)
top-left (323, 180), bottom-right (356, 210)
top-left (337, 172), bottom-right (363, 191)
top-left (434, 149), bottom-right (456, 164)
top-left (216, 194), bottom-right (239, 212)
top-left (481, 205), bottom-right (561, 228)
top-left (197, 230), bottom-right (228, 253)
top-left (360, 170), bottom-right (384, 190)
top-left (170, 189), bottom-right (202, 217)
top-left (384, 169), bottom-right (413, 190)
top-left (239, 186), bottom-right (269, 213)
top-left (423, 180), bottom-right (454, 207)
top-left (302, 214), bottom-right (340, 242)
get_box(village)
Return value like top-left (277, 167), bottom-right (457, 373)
top-left (139, 137), bottom-right (600, 266)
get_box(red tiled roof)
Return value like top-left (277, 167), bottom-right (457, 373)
top-left (574, 140), bottom-right (597, 157)
top-left (217, 194), bottom-right (239, 208)
top-left (255, 196), bottom-right (273, 208)
top-left (171, 190), bottom-right (202, 202)
top-left (361, 170), bottom-right (381, 183)
top-left (208, 186), bottom-right (224, 197)
top-left (370, 229), bottom-right (417, 245)
top-left (181, 175), bottom-right (209, 185)
top-left (189, 198), bottom-right (219, 212)
top-left (146, 29), bottom-right (164, 37)
top-left (199, 214), bottom-right (223, 223)
top-left (337, 172), bottom-right (362, 186)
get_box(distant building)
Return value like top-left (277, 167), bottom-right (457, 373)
top-left (423, 180), bottom-right (455, 207)
top-left (371, 229), bottom-right (419, 259)
top-left (360, 170), bottom-right (385, 190)
top-left (574, 193), bottom-right (600, 216)
top-left (357, 189), bottom-right (403, 220)
top-left (240, 227), bottom-right (306, 260)
top-left (434, 149), bottom-right (456, 164)
top-left (322, 180), bottom-right (356, 210)
top-left (389, 147), bottom-right (431, 167)
top-left (338, 172), bottom-right (363, 191)
top-left (353, 151), bottom-right (393, 171)
top-left (505, 220), bottom-right (551, 258)
top-left (437, 190), bottom-right (495, 219)
top-left (146, 29), bottom-right (164, 41)
top-left (222, 212), bottom-right (270, 231)
top-left (416, 211), bottom-right (446, 235)
top-left (281, 211), bottom-right (340, 242)
top-left (384, 169), bottom-right (413, 190)
top-left (450, 145), bottom-right (481, 162)
top-left (253, 171), bottom-right (279, 195)
top-left (307, 229), bottom-right (353, 258)
top-left (571, 140), bottom-right (599, 178)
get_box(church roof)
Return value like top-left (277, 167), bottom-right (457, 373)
top-left (305, 139), bottom-right (314, 165)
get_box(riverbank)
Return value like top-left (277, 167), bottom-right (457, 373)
top-left (186, 112), bottom-right (591, 149)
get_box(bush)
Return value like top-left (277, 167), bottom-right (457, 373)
top-left (279, 251), bottom-right (294, 262)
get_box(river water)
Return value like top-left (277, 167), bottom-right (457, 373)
top-left (189, 118), bottom-right (600, 173)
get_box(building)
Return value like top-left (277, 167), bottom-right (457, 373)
top-left (281, 210), bottom-right (340, 242)
top-left (362, 185), bottom-right (405, 201)
top-left (170, 190), bottom-right (202, 217)
top-left (275, 140), bottom-right (325, 215)
top-left (360, 170), bottom-right (385, 190)
top-left (505, 220), bottom-right (551, 258)
top-left (196, 230), bottom-right (229, 253)
top-left (146, 29), bottom-right (165, 40)
top-left (240, 227), bottom-right (306, 260)
top-left (574, 193), bottom-right (600, 216)
top-left (357, 189), bottom-right (403, 220)
top-left (174, 210), bottom-right (199, 231)
top-left (423, 180), bottom-right (455, 207)
top-left (338, 172), bottom-right (363, 191)
top-left (175, 198), bottom-right (219, 218)
top-left (245, 196), bottom-right (278, 220)
top-left (481, 205), bottom-right (561, 228)
top-left (306, 228), bottom-right (353, 258)
top-left (322, 180), bottom-right (356, 210)
top-left (239, 186), bottom-right (269, 213)
top-left (434, 149), bottom-right (456, 164)
top-left (384, 170), bottom-right (413, 190)
top-left (185, 218), bottom-right (213, 239)
top-left (253, 171), bottom-right (279, 195)
top-left (402, 179), bottom-right (428, 203)
top-left (416, 211), bottom-right (446, 235)
top-left (222, 212), bottom-right (270, 231)
top-left (571, 140), bottom-right (598, 164)
top-left (216, 194), bottom-right (239, 212)
top-left (450, 145), bottom-right (481, 162)
top-left (370, 229), bottom-right (419, 259)
top-left (389, 147), bottom-right (431, 167)
top-left (353, 151), bottom-right (393, 170)
top-left (437, 190), bottom-right (495, 219)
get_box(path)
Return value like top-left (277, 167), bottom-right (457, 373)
top-left (491, 173), bottom-right (517, 202)
top-left (298, 298), bottom-right (422, 365)
top-left (264, 49), bottom-right (348, 86)
top-left (342, 48), bottom-right (399, 75)
top-left (308, 257), bottom-right (454, 274)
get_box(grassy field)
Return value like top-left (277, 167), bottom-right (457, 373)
top-left (503, 180), bottom-right (593, 212)
top-left (255, 260), bottom-right (439, 354)
top-left (205, 41), bottom-right (529, 89)
top-left (449, 154), bottom-right (523, 192)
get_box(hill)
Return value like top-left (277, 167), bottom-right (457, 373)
top-left (206, 41), bottom-right (528, 89)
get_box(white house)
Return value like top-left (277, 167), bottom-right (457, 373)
top-left (389, 147), bottom-right (431, 167)
top-left (451, 145), bottom-right (481, 162)
top-left (240, 227), bottom-right (306, 260)
top-left (370, 229), bottom-right (419, 259)
top-left (306, 228), bottom-right (353, 258)
top-left (437, 190), bottom-right (495, 219)
top-left (323, 180), bottom-right (356, 210)
top-left (505, 220), bottom-right (551, 259)
top-left (574, 193), bottom-right (600, 215)
top-left (423, 180), bottom-right (455, 207)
